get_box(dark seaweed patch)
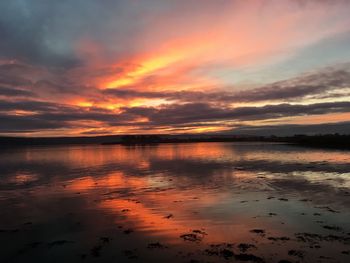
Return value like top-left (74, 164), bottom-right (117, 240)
top-left (48, 240), bottom-right (73, 248)
top-left (267, 236), bottom-right (290, 242)
top-left (90, 245), bottom-right (102, 257)
top-left (323, 225), bottom-right (342, 231)
top-left (238, 243), bottom-right (257, 252)
top-left (123, 228), bottom-right (134, 234)
top-left (288, 249), bottom-right (304, 259)
top-left (147, 242), bottom-right (168, 249)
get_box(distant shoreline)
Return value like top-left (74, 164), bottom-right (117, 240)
top-left (0, 134), bottom-right (349, 150)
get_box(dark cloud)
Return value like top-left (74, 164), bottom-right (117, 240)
top-left (0, 86), bottom-right (35, 97)
top-left (0, 100), bottom-right (65, 112)
top-left (1, 97), bottom-right (349, 133)
top-left (0, 99), bottom-right (134, 132)
top-left (226, 121), bottom-right (350, 136)
top-left (250, 66), bottom-right (350, 101)
top-left (0, 1), bottom-right (83, 67)
top-left (0, 63), bottom-right (34, 87)
top-left (0, 61), bottom-right (99, 100)
top-left (0, 115), bottom-right (65, 132)
top-left (120, 101), bottom-right (350, 126)
top-left (34, 80), bottom-right (92, 95)
top-left (0, 0), bottom-right (222, 68)
top-left (0, 60), bottom-right (344, 105)
top-left (104, 65), bottom-right (350, 103)
top-left (1, 60), bottom-right (350, 134)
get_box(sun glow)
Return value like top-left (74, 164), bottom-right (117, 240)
top-left (76, 101), bottom-right (93, 107)
top-left (105, 53), bottom-right (184, 89)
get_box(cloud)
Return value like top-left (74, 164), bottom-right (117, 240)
top-left (0, 99), bottom-right (66, 112)
top-left (229, 66), bottom-right (350, 102)
top-left (1, 59), bottom-right (350, 135)
top-left (1, 97), bottom-right (349, 133)
top-left (0, 114), bottom-right (64, 133)
top-left (0, 1), bottom-right (83, 67)
top-left (121, 101), bottom-right (350, 126)
top-left (103, 64), bottom-right (350, 103)
top-left (0, 61), bottom-right (100, 103)
top-left (0, 99), bottom-right (134, 133)
top-left (1, 0), bottom-right (349, 69)
top-left (0, 63), bottom-right (34, 87)
top-left (0, 86), bottom-right (35, 97)
top-left (226, 121), bottom-right (350, 136)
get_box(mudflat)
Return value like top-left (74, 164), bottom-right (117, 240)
top-left (0, 142), bottom-right (349, 262)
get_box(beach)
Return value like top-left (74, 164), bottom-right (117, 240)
top-left (0, 142), bottom-right (349, 262)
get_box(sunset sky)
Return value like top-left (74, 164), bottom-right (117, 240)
top-left (1, 0), bottom-right (350, 136)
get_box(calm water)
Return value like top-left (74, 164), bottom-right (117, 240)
top-left (0, 142), bottom-right (349, 263)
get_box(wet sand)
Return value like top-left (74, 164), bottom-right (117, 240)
top-left (0, 142), bottom-right (349, 262)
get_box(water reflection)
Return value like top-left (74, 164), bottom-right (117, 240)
top-left (0, 143), bottom-right (349, 262)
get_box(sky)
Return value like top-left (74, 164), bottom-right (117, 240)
top-left (1, 0), bottom-right (350, 136)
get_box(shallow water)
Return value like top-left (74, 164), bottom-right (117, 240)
top-left (0, 142), bottom-right (349, 263)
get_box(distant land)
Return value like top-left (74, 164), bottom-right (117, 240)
top-left (0, 134), bottom-right (349, 150)
top-left (226, 121), bottom-right (350, 136)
